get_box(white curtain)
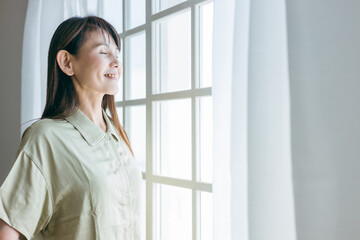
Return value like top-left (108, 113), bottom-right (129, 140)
top-left (212, 0), bottom-right (297, 239)
top-left (20, 0), bottom-right (114, 135)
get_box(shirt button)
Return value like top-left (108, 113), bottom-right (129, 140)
top-left (105, 134), bottom-right (110, 140)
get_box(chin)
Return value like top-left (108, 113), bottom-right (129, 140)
top-left (105, 88), bottom-right (119, 96)
top-left (102, 84), bottom-right (119, 95)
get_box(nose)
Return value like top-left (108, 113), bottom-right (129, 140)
top-left (110, 53), bottom-right (122, 76)
top-left (111, 55), bottom-right (120, 68)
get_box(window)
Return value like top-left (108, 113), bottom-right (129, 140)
top-left (115, 0), bottom-right (214, 239)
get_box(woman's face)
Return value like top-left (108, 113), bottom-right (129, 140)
top-left (70, 29), bottom-right (122, 96)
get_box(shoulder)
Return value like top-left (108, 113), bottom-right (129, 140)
top-left (20, 118), bottom-right (69, 151)
top-left (23, 118), bottom-right (68, 138)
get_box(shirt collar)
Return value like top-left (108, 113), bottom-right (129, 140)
top-left (65, 108), bottom-right (120, 146)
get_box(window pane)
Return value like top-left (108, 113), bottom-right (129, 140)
top-left (126, 32), bottom-right (146, 99)
top-left (153, 99), bottom-right (192, 180)
top-left (153, 10), bottom-right (191, 93)
top-left (126, 0), bottom-right (145, 30)
top-left (115, 39), bottom-right (123, 102)
top-left (154, 184), bottom-right (192, 240)
top-left (126, 105), bottom-right (146, 172)
top-left (200, 191), bottom-right (213, 240)
top-left (199, 1), bottom-right (214, 88)
top-left (116, 107), bottom-right (124, 126)
top-left (197, 96), bottom-right (213, 182)
top-left (153, 0), bottom-right (186, 14)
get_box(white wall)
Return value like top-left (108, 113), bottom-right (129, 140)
top-left (0, 0), bottom-right (28, 184)
top-left (287, 0), bottom-right (360, 239)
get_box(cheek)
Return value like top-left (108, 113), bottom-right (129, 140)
top-left (78, 54), bottom-right (105, 73)
top-left (88, 56), bottom-right (106, 70)
top-left (75, 57), bottom-right (106, 87)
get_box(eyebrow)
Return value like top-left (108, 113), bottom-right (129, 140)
top-left (93, 42), bottom-right (120, 52)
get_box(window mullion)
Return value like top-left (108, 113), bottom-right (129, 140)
top-left (191, 2), bottom-right (198, 240)
top-left (145, 0), bottom-right (153, 239)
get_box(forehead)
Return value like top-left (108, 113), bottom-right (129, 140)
top-left (83, 29), bottom-right (119, 51)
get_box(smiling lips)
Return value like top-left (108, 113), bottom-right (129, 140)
top-left (104, 73), bottom-right (118, 79)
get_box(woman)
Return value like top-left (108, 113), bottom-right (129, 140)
top-left (0, 16), bottom-right (141, 239)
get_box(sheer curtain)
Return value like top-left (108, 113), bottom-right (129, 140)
top-left (20, 0), bottom-right (116, 134)
top-left (212, 0), bottom-right (297, 239)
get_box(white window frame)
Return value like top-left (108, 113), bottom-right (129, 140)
top-left (117, 0), bottom-right (213, 239)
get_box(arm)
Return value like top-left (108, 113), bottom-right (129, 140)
top-left (0, 218), bottom-right (20, 240)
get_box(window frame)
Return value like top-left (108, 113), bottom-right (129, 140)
top-left (117, 0), bottom-right (213, 239)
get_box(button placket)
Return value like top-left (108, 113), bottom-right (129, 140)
top-left (107, 134), bottom-right (123, 167)
top-left (104, 134), bottom-right (111, 158)
top-left (114, 140), bottom-right (132, 193)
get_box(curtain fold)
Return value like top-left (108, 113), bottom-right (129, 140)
top-left (64, 0), bottom-right (104, 19)
top-left (21, 0), bottom-right (43, 134)
top-left (212, 0), bottom-right (297, 239)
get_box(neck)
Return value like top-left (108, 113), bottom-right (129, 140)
top-left (76, 93), bottom-right (107, 132)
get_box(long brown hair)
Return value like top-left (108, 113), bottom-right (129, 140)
top-left (42, 16), bottom-right (133, 154)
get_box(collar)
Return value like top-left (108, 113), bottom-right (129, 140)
top-left (65, 108), bottom-right (120, 146)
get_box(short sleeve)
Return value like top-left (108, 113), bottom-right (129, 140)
top-left (0, 150), bottom-right (53, 239)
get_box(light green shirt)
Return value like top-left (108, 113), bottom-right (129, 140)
top-left (0, 108), bottom-right (142, 240)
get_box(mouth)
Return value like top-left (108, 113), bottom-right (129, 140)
top-left (104, 73), bottom-right (119, 79)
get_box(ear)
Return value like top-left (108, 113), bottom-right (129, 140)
top-left (56, 50), bottom-right (74, 76)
